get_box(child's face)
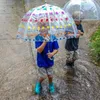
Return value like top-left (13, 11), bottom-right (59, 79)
top-left (75, 20), bottom-right (81, 25)
top-left (38, 22), bottom-right (48, 36)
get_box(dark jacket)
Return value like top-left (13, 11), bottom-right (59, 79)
top-left (65, 24), bottom-right (84, 51)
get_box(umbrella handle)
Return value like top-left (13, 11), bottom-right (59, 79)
top-left (48, 50), bottom-right (54, 60)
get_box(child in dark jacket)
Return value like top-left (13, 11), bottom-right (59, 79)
top-left (65, 11), bottom-right (84, 69)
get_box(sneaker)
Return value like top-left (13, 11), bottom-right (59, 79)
top-left (49, 83), bottom-right (55, 94)
top-left (34, 82), bottom-right (41, 94)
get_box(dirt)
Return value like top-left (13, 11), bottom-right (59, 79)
top-left (0, 0), bottom-right (100, 100)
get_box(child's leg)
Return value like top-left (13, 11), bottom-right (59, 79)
top-left (35, 67), bottom-right (47, 94)
top-left (66, 51), bottom-right (74, 66)
top-left (38, 67), bottom-right (48, 83)
top-left (46, 67), bottom-right (55, 93)
top-left (73, 50), bottom-right (79, 61)
top-left (48, 75), bottom-right (53, 84)
top-left (38, 77), bottom-right (45, 83)
top-left (69, 50), bottom-right (79, 66)
top-left (46, 67), bottom-right (53, 84)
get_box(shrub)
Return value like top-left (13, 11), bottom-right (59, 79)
top-left (89, 26), bottom-right (100, 65)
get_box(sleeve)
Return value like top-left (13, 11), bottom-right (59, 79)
top-left (80, 24), bottom-right (84, 33)
top-left (35, 41), bottom-right (42, 49)
top-left (35, 35), bottom-right (43, 49)
top-left (52, 35), bottom-right (59, 50)
top-left (53, 41), bottom-right (59, 50)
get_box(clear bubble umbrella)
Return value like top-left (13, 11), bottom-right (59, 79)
top-left (17, 3), bottom-right (78, 42)
top-left (63, 0), bottom-right (100, 20)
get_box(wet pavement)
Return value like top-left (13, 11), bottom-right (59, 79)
top-left (0, 0), bottom-right (100, 100)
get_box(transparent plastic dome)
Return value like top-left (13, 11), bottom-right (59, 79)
top-left (63, 0), bottom-right (100, 20)
top-left (17, 3), bottom-right (78, 42)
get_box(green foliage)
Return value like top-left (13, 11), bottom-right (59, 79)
top-left (89, 26), bottom-right (100, 65)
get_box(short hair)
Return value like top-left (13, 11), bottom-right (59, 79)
top-left (37, 17), bottom-right (49, 27)
top-left (72, 11), bottom-right (84, 21)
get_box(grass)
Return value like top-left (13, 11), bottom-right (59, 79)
top-left (89, 26), bottom-right (100, 66)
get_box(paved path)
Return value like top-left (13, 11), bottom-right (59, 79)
top-left (0, 0), bottom-right (100, 100)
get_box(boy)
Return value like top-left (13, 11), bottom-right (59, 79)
top-left (65, 11), bottom-right (84, 71)
top-left (34, 20), bottom-right (59, 94)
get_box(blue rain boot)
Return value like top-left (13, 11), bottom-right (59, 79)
top-left (49, 82), bottom-right (55, 94)
top-left (35, 82), bottom-right (41, 94)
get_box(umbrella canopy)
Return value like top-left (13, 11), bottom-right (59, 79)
top-left (63, 0), bottom-right (100, 21)
top-left (17, 3), bottom-right (78, 42)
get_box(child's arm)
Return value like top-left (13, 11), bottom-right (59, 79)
top-left (37, 42), bottom-right (47, 53)
top-left (47, 49), bottom-right (58, 58)
top-left (65, 32), bottom-right (74, 37)
top-left (36, 35), bottom-right (50, 53)
top-left (76, 30), bottom-right (84, 38)
top-left (47, 38), bottom-right (59, 59)
top-left (78, 30), bottom-right (84, 35)
top-left (65, 31), bottom-right (82, 38)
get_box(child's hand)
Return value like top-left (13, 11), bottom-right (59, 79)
top-left (43, 34), bottom-right (50, 42)
top-left (76, 30), bottom-right (84, 38)
top-left (44, 35), bottom-right (50, 42)
top-left (66, 33), bottom-right (74, 37)
top-left (78, 30), bottom-right (81, 34)
top-left (76, 33), bottom-right (81, 38)
top-left (78, 30), bottom-right (84, 35)
top-left (47, 52), bottom-right (54, 58)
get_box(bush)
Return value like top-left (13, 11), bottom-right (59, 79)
top-left (89, 26), bottom-right (100, 65)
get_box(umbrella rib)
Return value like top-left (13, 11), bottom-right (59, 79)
top-left (24, 8), bottom-right (37, 37)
